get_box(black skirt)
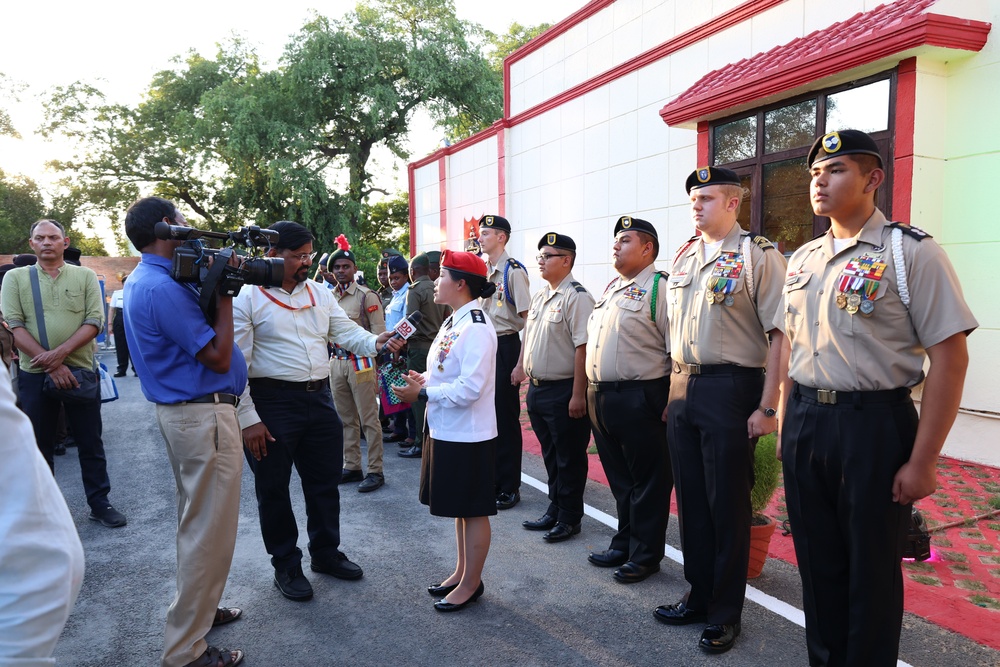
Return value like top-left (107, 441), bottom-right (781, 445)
top-left (419, 436), bottom-right (497, 518)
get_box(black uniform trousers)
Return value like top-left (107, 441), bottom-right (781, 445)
top-left (244, 380), bottom-right (345, 572)
top-left (112, 311), bottom-right (131, 374)
top-left (782, 383), bottom-right (916, 667)
top-left (667, 366), bottom-right (763, 625)
top-left (408, 343), bottom-right (431, 448)
top-left (494, 334), bottom-right (523, 495)
top-left (526, 379), bottom-right (591, 526)
top-left (588, 377), bottom-right (672, 565)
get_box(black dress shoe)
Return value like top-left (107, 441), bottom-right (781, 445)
top-left (495, 490), bottom-right (520, 510)
top-left (384, 432), bottom-right (407, 443)
top-left (113, 371), bottom-right (126, 378)
top-left (653, 601), bottom-right (708, 626)
top-left (699, 623), bottom-right (741, 653)
top-left (357, 472), bottom-right (384, 493)
top-left (588, 548), bottom-right (628, 568)
top-left (427, 582), bottom-right (459, 597)
top-left (339, 469), bottom-right (364, 484)
top-left (522, 513), bottom-right (557, 531)
top-left (543, 522), bottom-right (581, 542)
top-left (398, 445), bottom-right (422, 458)
top-left (613, 561), bottom-right (660, 583)
top-left (53, 443), bottom-right (67, 456)
top-left (433, 581), bottom-right (485, 612)
top-left (274, 565), bottom-right (313, 601)
top-left (310, 552), bottom-right (364, 580)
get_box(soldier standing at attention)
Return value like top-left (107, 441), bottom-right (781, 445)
top-left (521, 233), bottom-right (595, 543)
top-left (477, 214), bottom-right (531, 510)
top-left (585, 216), bottom-right (672, 584)
top-left (774, 130), bottom-right (976, 667)
top-left (652, 167), bottom-right (787, 654)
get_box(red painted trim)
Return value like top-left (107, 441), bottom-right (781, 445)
top-left (660, 13), bottom-right (991, 126)
top-left (496, 127), bottom-right (506, 217)
top-left (893, 57), bottom-right (918, 223)
top-left (437, 158), bottom-right (447, 254)
top-left (696, 121), bottom-right (710, 165)
top-left (409, 120), bottom-right (505, 171)
top-left (407, 163), bottom-right (416, 255)
top-left (508, 0), bottom-right (784, 127)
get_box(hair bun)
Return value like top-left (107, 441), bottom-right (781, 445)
top-left (479, 282), bottom-right (497, 299)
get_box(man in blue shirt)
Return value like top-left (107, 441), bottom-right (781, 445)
top-left (123, 197), bottom-right (246, 667)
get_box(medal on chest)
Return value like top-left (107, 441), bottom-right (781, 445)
top-left (836, 253), bottom-right (886, 317)
top-left (495, 282), bottom-right (505, 309)
top-left (706, 251), bottom-right (743, 306)
top-left (436, 331), bottom-right (460, 371)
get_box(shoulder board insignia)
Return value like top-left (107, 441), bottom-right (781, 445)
top-left (751, 235), bottom-right (774, 250)
top-left (570, 281), bottom-right (587, 293)
top-left (470, 309), bottom-right (486, 324)
top-left (507, 258), bottom-right (527, 271)
top-left (889, 221), bottom-right (931, 241)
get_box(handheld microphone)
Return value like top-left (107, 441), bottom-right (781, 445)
top-left (379, 311), bottom-right (423, 354)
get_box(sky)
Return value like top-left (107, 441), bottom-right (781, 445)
top-left (0, 0), bottom-right (585, 246)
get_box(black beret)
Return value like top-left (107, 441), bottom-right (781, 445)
top-left (410, 253), bottom-right (430, 269)
top-left (478, 214), bottom-right (511, 233)
top-left (808, 129), bottom-right (884, 168)
top-left (386, 255), bottom-right (409, 274)
top-left (426, 250), bottom-right (442, 264)
top-left (12, 254), bottom-right (37, 267)
top-left (685, 166), bottom-right (742, 194)
top-left (613, 216), bottom-right (658, 240)
top-left (379, 248), bottom-right (404, 266)
top-left (268, 221), bottom-right (315, 250)
top-left (537, 232), bottom-right (576, 252)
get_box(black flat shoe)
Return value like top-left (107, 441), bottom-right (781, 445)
top-left (588, 548), bottom-right (628, 568)
top-left (653, 601), bottom-right (708, 626)
top-left (699, 622), bottom-right (741, 653)
top-left (398, 445), bottom-right (422, 458)
top-left (427, 582), bottom-right (459, 597)
top-left (543, 522), bottom-right (581, 542)
top-left (339, 469), bottom-right (364, 484)
top-left (613, 561), bottom-right (660, 583)
top-left (522, 513), bottom-right (557, 531)
top-left (433, 581), bottom-right (484, 612)
top-left (495, 490), bottom-right (520, 510)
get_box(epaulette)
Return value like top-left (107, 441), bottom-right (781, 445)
top-left (672, 236), bottom-right (699, 265)
top-left (470, 309), bottom-right (487, 324)
top-left (507, 257), bottom-right (527, 271)
top-left (750, 234), bottom-right (774, 250)
top-left (602, 277), bottom-right (618, 295)
top-left (570, 280), bottom-right (588, 293)
top-left (889, 221), bottom-right (931, 241)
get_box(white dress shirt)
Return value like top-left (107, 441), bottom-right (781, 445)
top-left (424, 301), bottom-right (498, 443)
top-left (234, 279), bottom-right (378, 429)
top-left (0, 369), bottom-right (85, 665)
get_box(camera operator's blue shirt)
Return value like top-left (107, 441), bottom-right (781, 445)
top-left (123, 253), bottom-right (248, 404)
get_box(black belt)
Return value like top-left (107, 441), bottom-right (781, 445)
top-left (529, 377), bottom-right (573, 387)
top-left (331, 348), bottom-right (353, 360)
top-left (497, 333), bottom-right (520, 344)
top-left (673, 362), bottom-right (763, 376)
top-left (183, 392), bottom-right (238, 406)
top-left (250, 377), bottom-right (327, 392)
top-left (794, 383), bottom-right (911, 406)
top-left (589, 377), bottom-right (668, 392)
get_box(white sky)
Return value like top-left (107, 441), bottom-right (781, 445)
top-left (0, 0), bottom-right (584, 245)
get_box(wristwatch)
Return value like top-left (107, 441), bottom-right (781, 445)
top-left (418, 387), bottom-right (428, 401)
top-left (759, 406), bottom-right (776, 418)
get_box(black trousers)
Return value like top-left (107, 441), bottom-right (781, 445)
top-left (526, 379), bottom-right (591, 525)
top-left (667, 368), bottom-right (763, 625)
top-left (112, 312), bottom-right (131, 374)
top-left (244, 382), bottom-right (345, 571)
top-left (588, 378), bottom-right (672, 565)
top-left (782, 384), bottom-right (916, 667)
top-left (493, 334), bottom-right (523, 494)
top-left (408, 344), bottom-right (430, 448)
top-left (18, 368), bottom-right (112, 508)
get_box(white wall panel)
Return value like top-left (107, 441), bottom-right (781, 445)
top-left (609, 111), bottom-right (639, 166)
top-left (584, 122), bottom-right (611, 173)
top-left (583, 171), bottom-right (610, 220)
top-left (584, 85), bottom-right (611, 128)
top-left (612, 18), bottom-right (644, 66)
top-left (609, 72), bottom-right (639, 119)
top-left (608, 162), bottom-right (639, 214)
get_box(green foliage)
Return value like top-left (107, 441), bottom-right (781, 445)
top-left (751, 433), bottom-right (782, 517)
top-left (485, 22), bottom-right (552, 75)
top-left (0, 169), bottom-right (44, 254)
top-left (0, 72), bottom-right (24, 139)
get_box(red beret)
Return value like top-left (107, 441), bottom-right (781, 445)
top-left (441, 249), bottom-right (487, 279)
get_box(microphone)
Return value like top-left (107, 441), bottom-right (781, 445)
top-left (379, 311), bottom-right (424, 354)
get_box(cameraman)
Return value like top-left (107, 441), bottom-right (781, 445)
top-left (123, 197), bottom-right (245, 667)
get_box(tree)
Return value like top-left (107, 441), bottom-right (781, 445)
top-left (0, 72), bottom-right (23, 139)
top-left (485, 22), bottom-right (552, 75)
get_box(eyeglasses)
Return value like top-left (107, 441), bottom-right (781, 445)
top-left (288, 252), bottom-right (317, 263)
top-left (535, 253), bottom-right (567, 262)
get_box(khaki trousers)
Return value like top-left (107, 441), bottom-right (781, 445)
top-left (156, 401), bottom-right (242, 667)
top-left (330, 357), bottom-right (383, 474)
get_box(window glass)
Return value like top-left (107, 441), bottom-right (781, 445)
top-left (713, 116), bottom-right (757, 163)
top-left (765, 99), bottom-right (817, 154)
top-left (737, 173), bottom-right (752, 231)
top-left (825, 79), bottom-right (890, 134)
top-left (763, 158), bottom-right (812, 254)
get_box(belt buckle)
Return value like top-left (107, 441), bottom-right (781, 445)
top-left (688, 364), bottom-right (701, 375)
top-left (530, 378), bottom-right (540, 387)
top-left (306, 380), bottom-right (321, 392)
top-left (816, 389), bottom-right (837, 405)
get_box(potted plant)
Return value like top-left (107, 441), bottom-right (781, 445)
top-left (748, 433), bottom-right (782, 578)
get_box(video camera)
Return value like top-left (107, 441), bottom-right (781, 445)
top-left (154, 221), bottom-right (285, 318)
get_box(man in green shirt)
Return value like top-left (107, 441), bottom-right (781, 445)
top-left (0, 219), bottom-right (125, 528)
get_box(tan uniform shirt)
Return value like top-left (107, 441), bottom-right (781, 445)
top-left (668, 223), bottom-right (787, 367)
top-left (480, 250), bottom-right (531, 335)
top-left (523, 273), bottom-right (595, 381)
top-left (586, 263), bottom-right (671, 382)
top-left (774, 208), bottom-right (978, 391)
top-left (405, 276), bottom-right (447, 346)
top-left (333, 281), bottom-right (385, 334)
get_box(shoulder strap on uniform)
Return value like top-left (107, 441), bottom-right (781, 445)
top-left (570, 280), bottom-right (587, 294)
top-left (470, 309), bottom-right (487, 324)
top-left (602, 277), bottom-right (618, 296)
top-left (740, 235), bottom-right (756, 302)
top-left (889, 221), bottom-right (931, 241)
top-left (890, 227), bottom-right (911, 309)
top-left (750, 234), bottom-right (774, 250)
top-left (671, 236), bottom-right (698, 268)
top-left (650, 271), bottom-right (669, 324)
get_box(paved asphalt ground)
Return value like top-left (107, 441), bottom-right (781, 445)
top-left (48, 352), bottom-right (1000, 666)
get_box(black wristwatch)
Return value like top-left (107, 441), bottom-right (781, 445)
top-left (759, 406), bottom-right (776, 418)
top-left (418, 387), bottom-right (428, 401)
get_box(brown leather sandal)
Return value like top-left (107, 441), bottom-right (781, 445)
top-left (184, 646), bottom-right (244, 667)
top-left (212, 607), bottom-right (242, 627)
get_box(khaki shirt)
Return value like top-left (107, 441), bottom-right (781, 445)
top-left (480, 250), bottom-right (531, 335)
top-left (333, 282), bottom-right (385, 334)
top-left (406, 276), bottom-right (447, 346)
top-left (586, 263), bottom-right (671, 382)
top-left (668, 223), bottom-right (787, 367)
top-left (523, 273), bottom-right (595, 381)
top-left (0, 264), bottom-right (104, 373)
top-left (774, 208), bottom-right (978, 391)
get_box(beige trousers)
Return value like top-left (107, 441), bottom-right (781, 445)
top-left (155, 401), bottom-right (242, 667)
top-left (329, 357), bottom-right (383, 474)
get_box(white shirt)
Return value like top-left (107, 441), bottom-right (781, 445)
top-left (424, 301), bottom-right (498, 443)
top-left (0, 370), bottom-right (85, 665)
top-left (234, 279), bottom-right (378, 429)
top-left (110, 289), bottom-right (124, 310)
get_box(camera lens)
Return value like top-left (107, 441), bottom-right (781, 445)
top-left (240, 257), bottom-right (284, 287)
